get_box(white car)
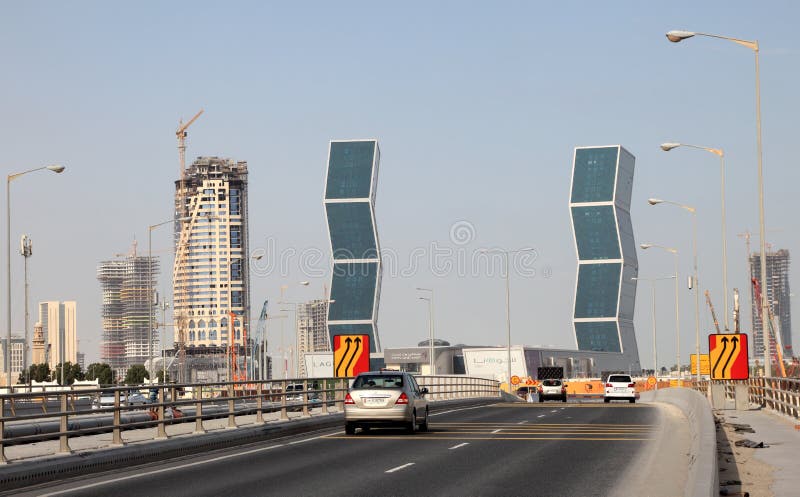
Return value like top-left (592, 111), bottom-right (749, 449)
top-left (603, 374), bottom-right (636, 403)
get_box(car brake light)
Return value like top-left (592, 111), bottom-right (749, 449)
top-left (605, 383), bottom-right (612, 388)
top-left (344, 393), bottom-right (355, 405)
top-left (396, 392), bottom-right (409, 404)
top-left (628, 383), bottom-right (635, 388)
top-left (561, 386), bottom-right (566, 393)
top-left (538, 387), bottom-right (543, 393)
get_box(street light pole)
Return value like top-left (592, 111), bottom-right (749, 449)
top-left (660, 143), bottom-right (729, 330)
top-left (479, 247), bottom-right (535, 389)
top-left (648, 198), bottom-right (701, 382)
top-left (6, 165), bottom-right (65, 388)
top-left (666, 29), bottom-right (770, 375)
top-left (417, 288), bottom-right (434, 375)
top-left (640, 244), bottom-right (681, 376)
top-left (633, 275), bottom-right (676, 389)
top-left (20, 235), bottom-right (32, 385)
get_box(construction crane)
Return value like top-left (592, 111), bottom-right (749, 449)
top-left (704, 290), bottom-right (721, 334)
top-left (176, 109), bottom-right (204, 181)
top-left (250, 300), bottom-right (269, 380)
top-left (752, 277), bottom-right (787, 377)
top-left (733, 288), bottom-right (741, 333)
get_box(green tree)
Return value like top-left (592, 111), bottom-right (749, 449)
top-left (156, 369), bottom-right (170, 383)
top-left (53, 362), bottom-right (84, 385)
top-left (18, 363), bottom-right (51, 383)
top-left (85, 362), bottom-right (115, 385)
top-left (124, 364), bottom-right (149, 385)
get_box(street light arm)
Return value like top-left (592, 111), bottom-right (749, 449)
top-left (661, 142), bottom-right (723, 157)
top-left (666, 30), bottom-right (758, 51)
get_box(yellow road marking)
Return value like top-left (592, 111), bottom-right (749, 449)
top-left (324, 435), bottom-right (653, 441)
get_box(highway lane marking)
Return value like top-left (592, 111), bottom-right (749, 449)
top-left (551, 410), bottom-right (558, 413)
top-left (430, 404), bottom-right (496, 417)
top-left (490, 404), bottom-right (650, 408)
top-left (289, 434), bottom-right (328, 445)
top-left (517, 420), bottom-right (528, 424)
top-left (328, 434), bottom-right (655, 442)
top-left (38, 443), bottom-right (287, 496)
top-left (433, 422), bottom-right (655, 426)
top-left (449, 442), bottom-right (469, 450)
top-left (537, 414), bottom-right (546, 418)
top-left (491, 429), bottom-right (502, 434)
top-left (386, 462), bottom-right (415, 473)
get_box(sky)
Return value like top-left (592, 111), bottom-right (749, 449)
top-left (1, 1), bottom-right (798, 370)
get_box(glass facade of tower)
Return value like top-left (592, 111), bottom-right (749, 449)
top-left (325, 140), bottom-right (381, 353)
top-left (570, 146), bottom-right (639, 364)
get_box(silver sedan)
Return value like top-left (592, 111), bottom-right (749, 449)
top-left (344, 372), bottom-right (429, 435)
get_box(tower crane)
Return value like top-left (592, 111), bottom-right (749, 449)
top-left (752, 277), bottom-right (787, 377)
top-left (176, 109), bottom-right (204, 181)
top-left (704, 290), bottom-right (721, 334)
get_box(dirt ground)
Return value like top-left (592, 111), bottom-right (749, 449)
top-left (715, 410), bottom-right (775, 497)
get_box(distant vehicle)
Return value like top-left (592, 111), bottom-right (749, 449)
top-left (344, 371), bottom-right (429, 435)
top-left (538, 378), bottom-right (567, 402)
top-left (603, 374), bottom-right (636, 403)
top-left (91, 391), bottom-right (151, 410)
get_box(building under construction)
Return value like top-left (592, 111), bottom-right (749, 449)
top-left (297, 299), bottom-right (331, 376)
top-left (172, 156), bottom-right (250, 382)
top-left (97, 246), bottom-right (159, 381)
top-left (749, 248), bottom-right (792, 358)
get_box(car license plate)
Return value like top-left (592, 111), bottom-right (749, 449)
top-left (614, 387), bottom-right (626, 392)
top-left (363, 397), bottom-right (385, 406)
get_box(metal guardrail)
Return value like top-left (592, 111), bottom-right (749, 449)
top-left (692, 377), bottom-right (800, 420)
top-left (0, 375), bottom-right (499, 463)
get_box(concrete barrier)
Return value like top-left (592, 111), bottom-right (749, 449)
top-left (640, 388), bottom-right (718, 497)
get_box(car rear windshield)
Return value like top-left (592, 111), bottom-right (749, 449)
top-left (353, 375), bottom-right (404, 389)
top-left (542, 379), bottom-right (561, 386)
top-left (608, 375), bottom-right (632, 383)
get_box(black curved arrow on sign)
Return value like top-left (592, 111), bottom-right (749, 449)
top-left (713, 337), bottom-right (729, 378)
top-left (721, 336), bottom-right (739, 378)
top-left (336, 338), bottom-right (352, 377)
top-left (343, 337), bottom-right (362, 376)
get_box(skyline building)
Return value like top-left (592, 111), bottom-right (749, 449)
top-left (569, 145), bottom-right (640, 368)
top-left (297, 299), bottom-right (331, 376)
top-left (97, 244), bottom-right (159, 381)
top-left (324, 140), bottom-right (382, 353)
top-left (173, 156), bottom-right (250, 381)
top-left (749, 248), bottom-right (792, 357)
top-left (0, 336), bottom-right (24, 386)
top-left (38, 301), bottom-right (77, 371)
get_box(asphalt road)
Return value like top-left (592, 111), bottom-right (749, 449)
top-left (13, 401), bottom-right (660, 497)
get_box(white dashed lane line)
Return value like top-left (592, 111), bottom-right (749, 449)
top-left (449, 443), bottom-right (469, 450)
top-left (517, 420), bottom-right (528, 424)
top-left (537, 414), bottom-right (546, 418)
top-left (491, 429), bottom-right (502, 434)
top-left (386, 463), bottom-right (415, 473)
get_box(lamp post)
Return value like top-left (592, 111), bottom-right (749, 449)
top-left (641, 243), bottom-right (681, 376)
top-left (665, 30), bottom-right (770, 375)
top-left (648, 198), bottom-right (701, 381)
top-left (480, 247), bottom-right (535, 389)
top-left (417, 288), bottom-right (435, 375)
top-left (633, 275), bottom-right (676, 388)
top-left (7, 164), bottom-right (65, 388)
top-left (660, 142), bottom-right (729, 330)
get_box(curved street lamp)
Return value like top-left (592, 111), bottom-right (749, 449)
top-left (660, 142), bottom-right (729, 330)
top-left (648, 198), bottom-right (702, 382)
top-left (7, 165), bottom-right (66, 388)
top-left (665, 29), bottom-right (771, 375)
top-left (641, 243), bottom-right (681, 377)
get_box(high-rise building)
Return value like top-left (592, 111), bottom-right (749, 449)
top-left (569, 146), bottom-right (640, 368)
top-left (749, 249), bottom-right (792, 357)
top-left (324, 140), bottom-right (382, 353)
top-left (173, 157), bottom-right (250, 381)
top-left (97, 247), bottom-right (159, 381)
top-left (1, 336), bottom-right (24, 386)
top-left (38, 301), bottom-right (77, 371)
top-left (297, 299), bottom-right (331, 376)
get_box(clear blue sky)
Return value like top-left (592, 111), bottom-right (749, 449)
top-left (2, 1), bottom-right (798, 369)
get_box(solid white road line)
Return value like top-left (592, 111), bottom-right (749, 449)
top-left (289, 434), bottom-right (328, 445)
top-left (449, 443), bottom-right (469, 450)
top-left (430, 404), bottom-right (491, 417)
top-left (386, 462), bottom-right (416, 473)
top-left (39, 443), bottom-right (287, 496)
